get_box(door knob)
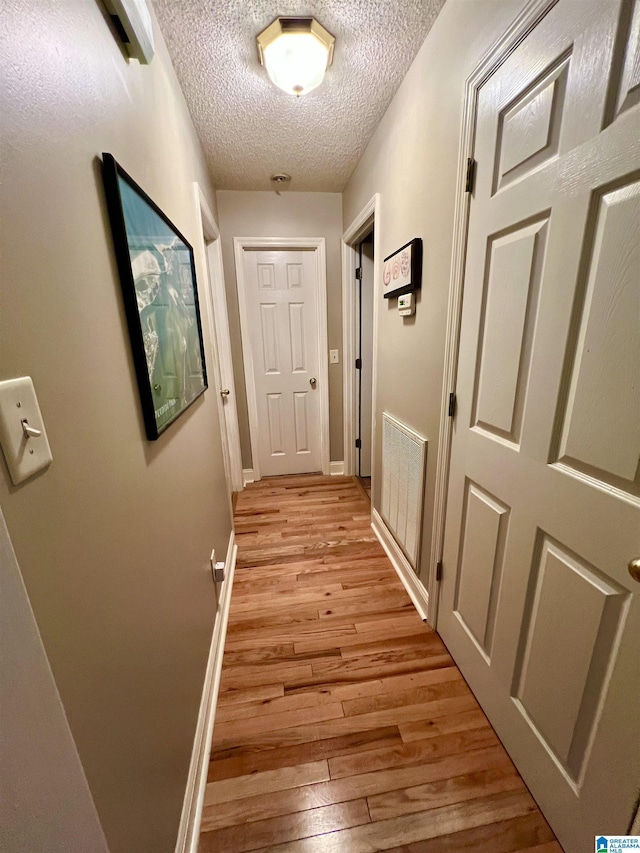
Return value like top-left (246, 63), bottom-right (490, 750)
top-left (219, 389), bottom-right (230, 397)
top-left (628, 559), bottom-right (640, 583)
top-left (309, 377), bottom-right (317, 388)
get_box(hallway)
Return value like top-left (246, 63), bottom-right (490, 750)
top-left (199, 476), bottom-right (562, 852)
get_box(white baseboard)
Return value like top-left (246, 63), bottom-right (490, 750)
top-left (242, 468), bottom-right (255, 486)
top-left (371, 508), bottom-right (429, 622)
top-left (329, 461), bottom-right (345, 476)
top-left (174, 532), bottom-right (237, 853)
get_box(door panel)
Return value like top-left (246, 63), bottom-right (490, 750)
top-left (454, 481), bottom-right (509, 658)
top-left (439, 3), bottom-right (640, 852)
top-left (473, 217), bottom-right (547, 444)
top-left (293, 392), bottom-right (310, 453)
top-left (495, 55), bottom-right (569, 192)
top-left (513, 534), bottom-right (630, 777)
top-left (266, 393), bottom-right (284, 456)
top-left (612, 0), bottom-right (640, 118)
top-left (260, 303), bottom-right (280, 373)
top-left (289, 303), bottom-right (307, 372)
top-left (243, 249), bottom-right (322, 476)
top-left (556, 178), bottom-right (640, 493)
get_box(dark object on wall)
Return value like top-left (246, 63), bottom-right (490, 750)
top-left (102, 153), bottom-right (208, 440)
top-left (382, 237), bottom-right (423, 299)
top-left (100, 0), bottom-right (155, 64)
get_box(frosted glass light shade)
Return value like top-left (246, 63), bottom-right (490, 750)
top-left (257, 18), bottom-right (335, 96)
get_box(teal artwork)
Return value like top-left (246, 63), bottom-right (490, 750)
top-left (102, 154), bottom-right (207, 439)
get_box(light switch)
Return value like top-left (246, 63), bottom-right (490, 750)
top-left (329, 349), bottom-right (339, 364)
top-left (0, 377), bottom-right (53, 485)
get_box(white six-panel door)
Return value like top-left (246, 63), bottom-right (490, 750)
top-left (239, 246), bottom-right (326, 478)
top-left (438, 2), bottom-right (640, 852)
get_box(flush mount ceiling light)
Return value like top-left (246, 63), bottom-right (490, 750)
top-left (257, 17), bottom-right (335, 96)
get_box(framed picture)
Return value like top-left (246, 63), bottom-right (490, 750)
top-left (382, 237), bottom-right (423, 299)
top-left (102, 153), bottom-right (208, 440)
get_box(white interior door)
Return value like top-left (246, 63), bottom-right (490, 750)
top-left (195, 183), bottom-right (243, 494)
top-left (205, 239), bottom-right (242, 496)
top-left (438, 2), bottom-right (640, 852)
top-left (241, 247), bottom-right (324, 477)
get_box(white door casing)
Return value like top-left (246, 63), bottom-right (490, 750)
top-left (194, 184), bottom-right (243, 494)
top-left (437, 2), bottom-right (640, 852)
top-left (235, 238), bottom-right (330, 479)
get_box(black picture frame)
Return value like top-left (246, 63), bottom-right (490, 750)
top-left (382, 237), bottom-right (423, 299)
top-left (102, 153), bottom-right (208, 440)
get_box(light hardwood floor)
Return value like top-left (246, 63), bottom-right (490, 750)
top-left (199, 475), bottom-right (562, 853)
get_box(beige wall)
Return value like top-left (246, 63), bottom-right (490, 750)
top-left (1, 2), bottom-right (232, 852)
top-left (343, 0), bottom-right (527, 580)
top-left (216, 191), bottom-right (343, 467)
top-left (1, 509), bottom-right (109, 853)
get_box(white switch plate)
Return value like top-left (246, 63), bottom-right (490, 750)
top-left (0, 377), bottom-right (53, 485)
top-left (329, 349), bottom-right (339, 364)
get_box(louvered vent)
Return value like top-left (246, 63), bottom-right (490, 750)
top-left (381, 413), bottom-right (427, 572)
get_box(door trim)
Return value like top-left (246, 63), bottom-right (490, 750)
top-left (428, 0), bottom-right (559, 628)
top-left (234, 237), bottom-right (330, 481)
top-left (194, 184), bottom-right (243, 493)
top-left (341, 194), bottom-right (381, 479)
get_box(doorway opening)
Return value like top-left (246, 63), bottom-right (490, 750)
top-left (341, 194), bottom-right (380, 494)
top-left (356, 230), bottom-right (374, 500)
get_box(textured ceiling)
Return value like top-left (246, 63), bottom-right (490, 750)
top-left (152, 0), bottom-right (446, 191)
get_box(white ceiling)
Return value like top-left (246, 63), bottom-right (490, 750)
top-left (152, 1), bottom-right (446, 192)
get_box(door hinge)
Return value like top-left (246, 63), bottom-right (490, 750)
top-left (448, 392), bottom-right (457, 417)
top-left (355, 267), bottom-right (363, 280)
top-left (355, 438), bottom-right (362, 449)
top-left (355, 358), bottom-right (362, 370)
top-left (465, 158), bottom-right (476, 194)
top-left (436, 561), bottom-right (443, 582)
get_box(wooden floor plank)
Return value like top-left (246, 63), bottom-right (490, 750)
top-left (200, 475), bottom-right (563, 853)
top-left (211, 701), bottom-right (344, 742)
top-left (199, 799), bottom-right (371, 853)
top-left (204, 759), bottom-right (330, 805)
top-left (398, 707), bottom-right (490, 743)
top-left (208, 727), bottom-right (403, 783)
top-left (327, 726), bottom-right (499, 779)
top-left (326, 663), bottom-right (461, 702)
top-left (216, 682), bottom-right (284, 708)
top-left (208, 694), bottom-right (481, 753)
top-left (215, 684), bottom-right (343, 724)
top-left (367, 762), bottom-right (522, 821)
top-left (253, 790), bottom-right (538, 853)
top-left (378, 812), bottom-right (556, 853)
top-left (341, 677), bottom-right (471, 717)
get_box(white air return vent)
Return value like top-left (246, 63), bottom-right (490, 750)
top-left (381, 413), bottom-right (427, 572)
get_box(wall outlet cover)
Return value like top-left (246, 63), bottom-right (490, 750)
top-left (0, 377), bottom-right (53, 485)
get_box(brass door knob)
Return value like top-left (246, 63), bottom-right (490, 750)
top-left (309, 377), bottom-right (317, 387)
top-left (219, 389), bottom-right (230, 397)
top-left (628, 559), bottom-right (640, 583)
